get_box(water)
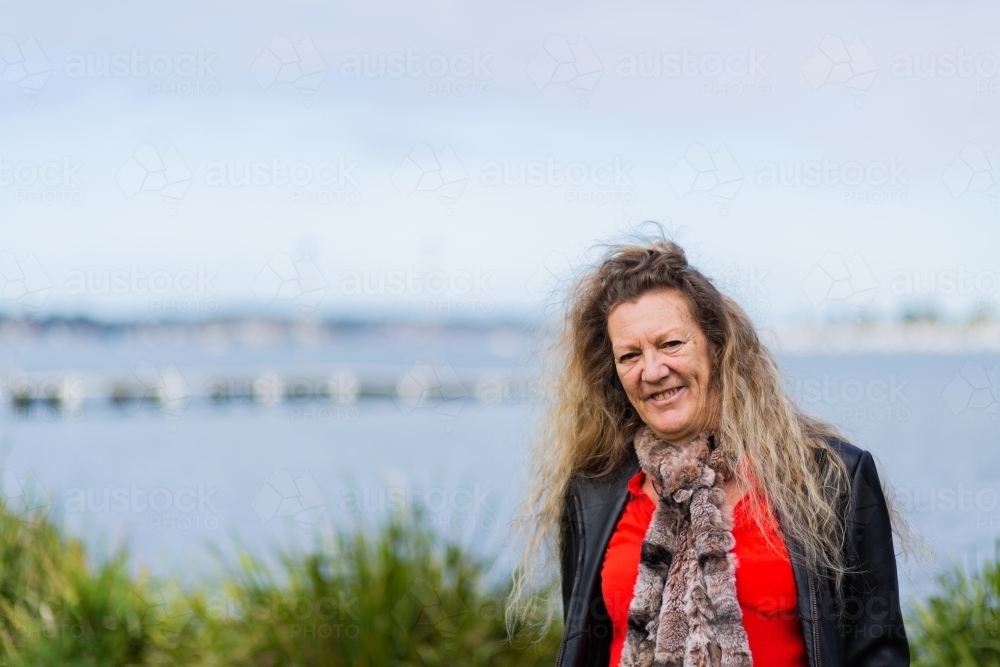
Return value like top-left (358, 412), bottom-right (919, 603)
top-left (780, 353), bottom-right (1000, 602)
top-left (0, 324), bottom-right (997, 607)
top-left (0, 399), bottom-right (530, 582)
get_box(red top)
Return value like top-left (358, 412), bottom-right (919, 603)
top-left (601, 470), bottom-right (807, 667)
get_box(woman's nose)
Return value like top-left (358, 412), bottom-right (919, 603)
top-left (641, 348), bottom-right (670, 382)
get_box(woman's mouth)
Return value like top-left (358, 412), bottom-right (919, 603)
top-left (649, 386), bottom-right (684, 402)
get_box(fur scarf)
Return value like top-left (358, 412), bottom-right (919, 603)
top-left (619, 426), bottom-right (752, 667)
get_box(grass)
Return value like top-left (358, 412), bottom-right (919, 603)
top-left (7, 492), bottom-right (1000, 667)
top-left (0, 504), bottom-right (157, 666)
top-left (0, 501), bottom-right (561, 666)
top-left (200, 511), bottom-right (562, 666)
top-left (909, 543), bottom-right (1000, 666)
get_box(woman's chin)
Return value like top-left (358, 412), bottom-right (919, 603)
top-left (645, 404), bottom-right (688, 428)
top-left (647, 418), bottom-right (693, 444)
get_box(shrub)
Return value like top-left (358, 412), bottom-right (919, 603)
top-left (909, 544), bottom-right (1000, 666)
top-left (0, 500), bottom-right (561, 666)
top-left (203, 512), bottom-right (562, 666)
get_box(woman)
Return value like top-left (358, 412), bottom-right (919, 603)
top-left (510, 240), bottom-right (908, 666)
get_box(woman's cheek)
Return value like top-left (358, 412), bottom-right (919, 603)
top-left (626, 368), bottom-right (642, 397)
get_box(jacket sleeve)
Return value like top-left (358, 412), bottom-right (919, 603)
top-left (560, 480), bottom-right (581, 622)
top-left (841, 450), bottom-right (910, 666)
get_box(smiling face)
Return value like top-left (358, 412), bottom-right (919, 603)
top-left (607, 288), bottom-right (717, 447)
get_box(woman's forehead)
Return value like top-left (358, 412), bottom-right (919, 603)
top-left (608, 291), bottom-right (696, 328)
top-left (607, 296), bottom-right (705, 348)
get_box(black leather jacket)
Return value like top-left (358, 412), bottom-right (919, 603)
top-left (557, 438), bottom-right (909, 667)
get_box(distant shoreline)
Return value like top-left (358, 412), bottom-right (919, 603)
top-left (1, 315), bottom-right (999, 355)
top-left (769, 320), bottom-right (1000, 354)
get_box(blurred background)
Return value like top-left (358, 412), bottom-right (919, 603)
top-left (1, 1), bottom-right (998, 663)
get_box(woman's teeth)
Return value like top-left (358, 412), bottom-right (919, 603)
top-left (651, 387), bottom-right (682, 401)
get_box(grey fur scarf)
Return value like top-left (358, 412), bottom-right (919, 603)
top-left (619, 426), bottom-right (752, 667)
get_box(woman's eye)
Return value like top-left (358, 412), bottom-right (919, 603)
top-left (618, 352), bottom-right (638, 363)
top-left (661, 340), bottom-right (681, 349)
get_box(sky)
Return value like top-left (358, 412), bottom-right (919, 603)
top-left (2, 0), bottom-right (1000, 325)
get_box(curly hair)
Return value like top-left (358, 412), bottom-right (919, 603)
top-left (507, 237), bottom-right (870, 630)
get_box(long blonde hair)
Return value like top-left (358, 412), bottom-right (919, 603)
top-left (508, 238), bottom-right (862, 629)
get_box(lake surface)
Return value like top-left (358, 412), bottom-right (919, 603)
top-left (0, 322), bottom-right (997, 607)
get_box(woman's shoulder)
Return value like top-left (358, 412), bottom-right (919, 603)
top-left (815, 436), bottom-right (889, 514)
top-left (564, 451), bottom-right (640, 507)
top-left (816, 434), bottom-right (868, 478)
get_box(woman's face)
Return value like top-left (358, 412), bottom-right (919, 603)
top-left (607, 288), bottom-right (716, 447)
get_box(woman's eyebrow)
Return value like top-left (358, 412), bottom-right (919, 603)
top-left (653, 329), bottom-right (683, 343)
top-left (613, 342), bottom-right (639, 355)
